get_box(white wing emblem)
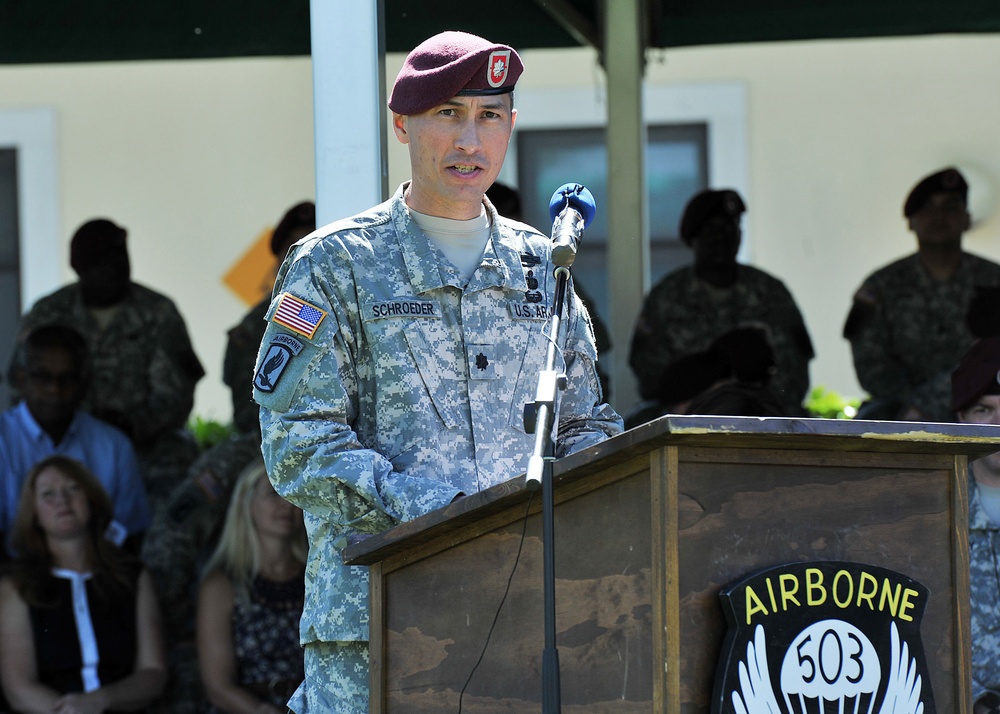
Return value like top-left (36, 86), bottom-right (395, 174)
top-left (730, 621), bottom-right (923, 714)
top-left (732, 624), bottom-right (781, 714)
top-left (877, 622), bottom-right (923, 714)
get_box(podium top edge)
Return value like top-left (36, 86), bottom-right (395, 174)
top-left (343, 416), bottom-right (1000, 565)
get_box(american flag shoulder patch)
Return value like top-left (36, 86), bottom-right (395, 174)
top-left (272, 292), bottom-right (327, 339)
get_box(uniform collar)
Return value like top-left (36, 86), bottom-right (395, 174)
top-left (391, 182), bottom-right (527, 294)
top-left (970, 471), bottom-right (1000, 531)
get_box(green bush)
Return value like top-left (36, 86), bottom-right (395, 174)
top-left (804, 386), bottom-right (861, 419)
top-left (187, 415), bottom-right (237, 452)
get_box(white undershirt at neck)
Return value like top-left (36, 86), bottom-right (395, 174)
top-left (979, 481), bottom-right (1000, 526)
top-left (408, 206), bottom-right (491, 284)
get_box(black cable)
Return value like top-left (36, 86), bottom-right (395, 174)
top-left (457, 491), bottom-right (535, 712)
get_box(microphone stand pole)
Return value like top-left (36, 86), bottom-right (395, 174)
top-left (524, 265), bottom-right (572, 714)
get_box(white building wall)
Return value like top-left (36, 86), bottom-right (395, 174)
top-left (0, 33), bottom-right (998, 421)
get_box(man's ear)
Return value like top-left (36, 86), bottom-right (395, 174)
top-left (392, 113), bottom-right (409, 145)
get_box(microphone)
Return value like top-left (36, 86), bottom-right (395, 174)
top-left (548, 183), bottom-right (596, 267)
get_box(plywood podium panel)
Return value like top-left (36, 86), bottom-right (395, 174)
top-left (344, 416), bottom-right (1000, 713)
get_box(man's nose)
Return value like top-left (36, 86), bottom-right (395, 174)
top-left (454, 118), bottom-right (483, 152)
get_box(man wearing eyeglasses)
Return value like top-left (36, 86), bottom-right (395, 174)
top-left (0, 324), bottom-right (150, 555)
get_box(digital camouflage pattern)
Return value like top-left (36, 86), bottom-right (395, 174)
top-left (969, 471), bottom-right (1000, 703)
top-left (254, 183), bottom-right (622, 653)
top-left (17, 281), bottom-right (205, 514)
top-left (629, 264), bottom-right (813, 413)
top-left (18, 282), bottom-right (204, 447)
top-left (141, 432), bottom-right (263, 713)
top-left (844, 253), bottom-right (1000, 422)
top-left (287, 641), bottom-right (368, 714)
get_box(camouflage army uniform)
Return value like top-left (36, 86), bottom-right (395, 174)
top-left (223, 298), bottom-right (269, 434)
top-left (969, 470), bottom-right (1000, 703)
top-left (844, 253), bottom-right (1000, 422)
top-left (253, 183), bottom-right (623, 711)
top-left (141, 431), bottom-right (263, 713)
top-left (17, 282), bottom-right (204, 513)
top-left (629, 264), bottom-right (813, 413)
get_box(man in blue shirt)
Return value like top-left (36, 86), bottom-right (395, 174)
top-left (0, 325), bottom-right (150, 552)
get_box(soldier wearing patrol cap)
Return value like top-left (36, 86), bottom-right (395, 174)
top-left (629, 188), bottom-right (814, 415)
top-left (952, 337), bottom-right (1000, 713)
top-left (844, 167), bottom-right (1000, 422)
top-left (252, 30), bottom-right (621, 712)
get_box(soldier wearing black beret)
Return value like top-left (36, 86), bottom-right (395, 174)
top-left (843, 167), bottom-right (1000, 422)
top-left (223, 201), bottom-right (316, 435)
top-left (629, 188), bottom-right (814, 415)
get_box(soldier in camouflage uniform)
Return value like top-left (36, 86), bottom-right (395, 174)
top-left (15, 218), bottom-right (204, 516)
top-left (252, 31), bottom-right (622, 713)
top-left (844, 167), bottom-right (1000, 422)
top-left (140, 430), bottom-right (263, 713)
top-left (629, 189), bottom-right (814, 415)
top-left (223, 201), bottom-right (315, 435)
top-left (952, 337), bottom-right (1000, 713)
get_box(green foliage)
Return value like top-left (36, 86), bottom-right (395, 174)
top-left (805, 386), bottom-right (861, 420)
top-left (187, 416), bottom-right (236, 452)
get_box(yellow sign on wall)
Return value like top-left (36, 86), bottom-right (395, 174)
top-left (223, 228), bottom-right (280, 307)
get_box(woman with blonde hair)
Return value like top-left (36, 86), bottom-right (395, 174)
top-left (197, 459), bottom-right (306, 714)
top-left (0, 455), bottom-right (166, 712)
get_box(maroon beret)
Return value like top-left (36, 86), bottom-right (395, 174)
top-left (952, 336), bottom-right (1000, 413)
top-left (389, 31), bottom-right (523, 116)
top-left (679, 189), bottom-right (745, 244)
top-left (70, 218), bottom-right (127, 274)
top-left (903, 167), bottom-right (967, 218)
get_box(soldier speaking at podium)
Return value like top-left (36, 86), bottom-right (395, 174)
top-left (252, 30), bottom-right (621, 712)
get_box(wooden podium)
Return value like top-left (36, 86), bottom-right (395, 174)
top-left (344, 416), bottom-right (1000, 713)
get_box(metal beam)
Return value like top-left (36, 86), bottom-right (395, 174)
top-left (310, 0), bottom-right (388, 226)
top-left (604, 0), bottom-right (647, 415)
top-left (533, 0), bottom-right (602, 49)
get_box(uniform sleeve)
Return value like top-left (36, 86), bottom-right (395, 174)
top-left (254, 250), bottom-right (460, 537)
top-left (556, 287), bottom-right (624, 454)
top-left (764, 280), bottom-right (814, 412)
top-left (843, 280), bottom-right (912, 410)
top-left (126, 303), bottom-right (204, 446)
top-left (628, 283), bottom-right (683, 401)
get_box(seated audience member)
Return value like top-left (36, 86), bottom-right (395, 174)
top-left (224, 201), bottom-right (316, 435)
top-left (0, 455), bottom-right (166, 711)
top-left (0, 325), bottom-right (150, 553)
top-left (630, 189), bottom-right (814, 415)
top-left (140, 430), bottom-right (263, 713)
top-left (624, 326), bottom-right (785, 428)
top-left (197, 460), bottom-right (306, 713)
top-left (844, 167), bottom-right (1000, 422)
top-left (952, 336), bottom-right (1000, 713)
top-left (14, 217), bottom-right (205, 516)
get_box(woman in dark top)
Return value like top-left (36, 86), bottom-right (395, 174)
top-left (0, 455), bottom-right (166, 712)
top-left (197, 460), bottom-right (306, 714)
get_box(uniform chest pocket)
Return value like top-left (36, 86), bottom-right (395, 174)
top-left (362, 299), bottom-right (465, 431)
